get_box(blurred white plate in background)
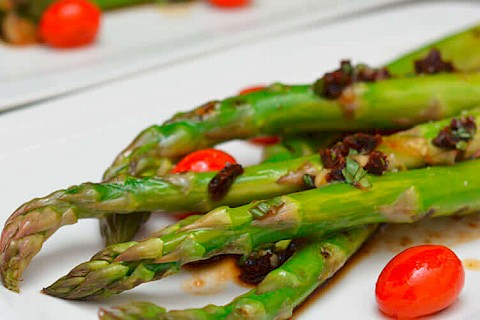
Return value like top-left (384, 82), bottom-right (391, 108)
top-left (0, 0), bottom-right (407, 111)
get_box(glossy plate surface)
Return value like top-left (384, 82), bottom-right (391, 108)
top-left (1, 2), bottom-right (480, 319)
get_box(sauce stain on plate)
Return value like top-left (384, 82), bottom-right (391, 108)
top-left (462, 258), bottom-right (480, 271)
top-left (182, 257), bottom-right (241, 295)
top-left (374, 212), bottom-right (480, 253)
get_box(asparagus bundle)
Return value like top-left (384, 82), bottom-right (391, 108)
top-left (2, 108), bottom-right (479, 291)
top-left (98, 225), bottom-right (377, 320)
top-left (99, 24), bottom-right (480, 245)
top-left (43, 159), bottom-right (480, 299)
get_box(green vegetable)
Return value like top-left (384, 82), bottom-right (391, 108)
top-left (44, 159), bottom-right (480, 299)
top-left (98, 225), bottom-right (377, 320)
top-left (98, 23), bottom-right (480, 246)
top-left (3, 108), bottom-right (480, 292)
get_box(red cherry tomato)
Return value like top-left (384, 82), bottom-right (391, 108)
top-left (171, 149), bottom-right (237, 220)
top-left (39, 0), bottom-right (101, 48)
top-left (239, 85), bottom-right (266, 95)
top-left (375, 245), bottom-right (464, 319)
top-left (172, 148), bottom-right (237, 173)
top-left (208, 0), bottom-right (250, 8)
top-left (248, 135), bottom-right (280, 146)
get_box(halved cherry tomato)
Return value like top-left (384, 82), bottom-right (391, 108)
top-left (39, 0), bottom-right (101, 48)
top-left (172, 148), bottom-right (237, 173)
top-left (208, 0), bottom-right (250, 8)
top-left (239, 85), bottom-right (266, 95)
top-left (375, 245), bottom-right (464, 319)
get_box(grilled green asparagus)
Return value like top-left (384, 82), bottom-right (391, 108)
top-left (44, 159), bottom-right (480, 299)
top-left (98, 225), bottom-right (377, 320)
top-left (2, 108), bottom-right (479, 291)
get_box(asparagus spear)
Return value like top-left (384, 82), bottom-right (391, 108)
top-left (260, 133), bottom-right (340, 163)
top-left (98, 225), bottom-right (377, 320)
top-left (44, 159), bottom-right (480, 299)
top-left (102, 72), bottom-right (480, 181)
top-left (100, 23), bottom-right (480, 245)
top-left (386, 24), bottom-right (480, 75)
top-left (2, 108), bottom-right (479, 291)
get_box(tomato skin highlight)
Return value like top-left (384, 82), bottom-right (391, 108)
top-left (172, 149), bottom-right (237, 173)
top-left (39, 0), bottom-right (101, 48)
top-left (249, 135), bottom-right (280, 146)
top-left (375, 245), bottom-right (464, 319)
top-left (239, 85), bottom-right (266, 95)
top-left (208, 0), bottom-right (250, 8)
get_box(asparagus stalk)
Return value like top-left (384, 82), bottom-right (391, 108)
top-left (2, 108), bottom-right (479, 291)
top-left (100, 23), bottom-right (480, 245)
top-left (261, 133), bottom-right (340, 163)
top-left (43, 159), bottom-right (480, 299)
top-left (386, 24), bottom-right (480, 75)
top-left (98, 225), bottom-right (377, 320)
top-left (102, 72), bottom-right (480, 181)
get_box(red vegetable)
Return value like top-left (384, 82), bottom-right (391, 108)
top-left (208, 0), bottom-right (250, 8)
top-left (171, 148), bottom-right (237, 220)
top-left (375, 245), bottom-right (464, 319)
top-left (172, 149), bottom-right (237, 173)
top-left (239, 85), bottom-right (266, 95)
top-left (39, 0), bottom-right (101, 48)
top-left (249, 136), bottom-right (280, 146)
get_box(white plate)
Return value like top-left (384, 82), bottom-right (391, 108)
top-left (0, 0), bottom-right (407, 112)
top-left (1, 2), bottom-right (480, 319)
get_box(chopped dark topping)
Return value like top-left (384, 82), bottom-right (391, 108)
top-left (432, 116), bottom-right (477, 150)
top-left (364, 151), bottom-right (389, 175)
top-left (208, 163), bottom-right (244, 201)
top-left (237, 241), bottom-right (297, 284)
top-left (414, 49), bottom-right (455, 75)
top-left (313, 61), bottom-right (391, 99)
top-left (319, 133), bottom-right (388, 187)
top-left (320, 147), bottom-right (345, 169)
top-left (356, 65), bottom-right (391, 82)
top-left (343, 133), bottom-right (382, 153)
top-left (319, 147), bottom-right (346, 182)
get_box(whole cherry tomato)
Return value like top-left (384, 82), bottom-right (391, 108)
top-left (172, 148), bottom-right (237, 173)
top-left (39, 0), bottom-right (101, 48)
top-left (208, 0), bottom-right (250, 8)
top-left (171, 148), bottom-right (237, 220)
top-left (375, 245), bottom-right (464, 319)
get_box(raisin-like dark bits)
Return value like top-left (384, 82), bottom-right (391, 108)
top-left (237, 242), bottom-right (297, 285)
top-left (414, 49), bottom-right (455, 75)
top-left (343, 133), bottom-right (382, 153)
top-left (432, 116), bottom-right (477, 150)
top-left (313, 61), bottom-right (391, 99)
top-left (364, 151), bottom-right (389, 175)
top-left (208, 163), bottom-right (244, 201)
